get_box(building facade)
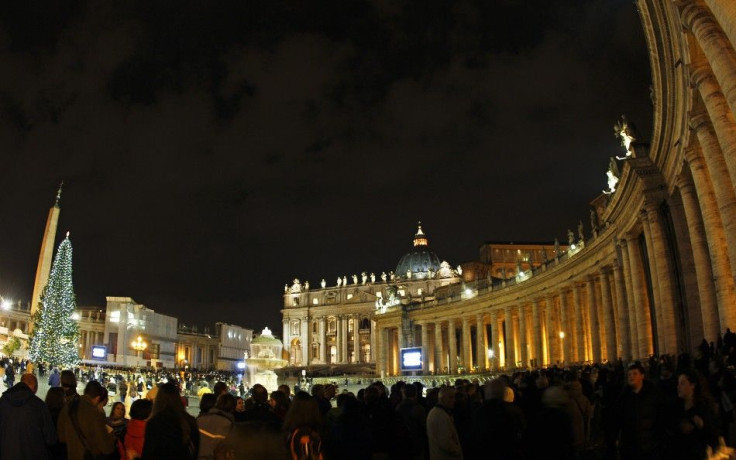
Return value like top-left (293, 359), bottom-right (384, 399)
top-left (284, 0), bottom-right (736, 376)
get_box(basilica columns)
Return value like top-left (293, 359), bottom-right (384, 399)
top-left (625, 234), bottom-right (654, 357)
top-left (490, 310), bottom-right (500, 369)
top-left (676, 172), bottom-right (720, 342)
top-left (600, 267), bottom-right (618, 362)
top-left (434, 321), bottom-right (444, 373)
top-left (680, 2), bottom-right (736, 119)
top-left (572, 284), bottom-right (585, 362)
top-left (475, 313), bottom-right (487, 372)
top-left (683, 144), bottom-right (736, 332)
top-left (518, 306), bottom-right (528, 368)
top-left (586, 276), bottom-right (601, 362)
top-left (353, 315), bottom-right (361, 364)
top-left (319, 317), bottom-right (327, 363)
top-left (504, 305), bottom-right (515, 367)
top-left (612, 260), bottom-right (633, 359)
top-left (448, 319), bottom-right (458, 374)
top-left (531, 300), bottom-right (543, 368)
top-left (420, 322), bottom-right (429, 373)
top-left (558, 289), bottom-right (571, 363)
top-left (462, 316), bottom-right (473, 370)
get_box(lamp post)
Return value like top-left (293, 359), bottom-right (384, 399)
top-left (131, 335), bottom-right (147, 369)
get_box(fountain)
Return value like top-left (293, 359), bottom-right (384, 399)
top-left (245, 327), bottom-right (287, 392)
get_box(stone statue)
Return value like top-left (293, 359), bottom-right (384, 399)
top-left (321, 279), bottom-right (326, 289)
top-left (304, 281), bottom-right (310, 290)
top-left (614, 115), bottom-right (640, 159)
top-left (604, 157), bottom-right (620, 194)
top-left (361, 272), bottom-right (367, 285)
top-left (554, 238), bottom-right (561, 257)
top-left (438, 261), bottom-right (454, 278)
top-left (370, 273), bottom-right (376, 283)
top-left (590, 209), bottom-right (599, 233)
top-left (427, 268), bottom-right (434, 278)
top-left (567, 229), bottom-right (575, 246)
top-left (343, 276), bottom-right (347, 286)
top-left (352, 274), bottom-right (358, 285)
top-left (578, 220), bottom-right (584, 242)
top-left (381, 272), bottom-right (387, 282)
top-left (284, 284), bottom-right (288, 293)
top-left (456, 265), bottom-right (463, 276)
top-left (337, 277), bottom-right (342, 287)
top-left (407, 270), bottom-right (412, 279)
top-left (390, 271), bottom-right (396, 281)
top-left (290, 279), bottom-right (302, 293)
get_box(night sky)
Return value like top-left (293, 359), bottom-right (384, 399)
top-left (0, 0), bottom-right (653, 335)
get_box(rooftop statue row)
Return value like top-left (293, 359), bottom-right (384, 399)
top-left (284, 262), bottom-right (461, 294)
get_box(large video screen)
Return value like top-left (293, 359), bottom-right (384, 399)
top-left (91, 346), bottom-right (107, 360)
top-left (400, 347), bottom-right (423, 371)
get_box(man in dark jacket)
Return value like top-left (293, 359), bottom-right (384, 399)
top-left (611, 362), bottom-right (666, 460)
top-left (240, 384), bottom-right (282, 429)
top-left (0, 373), bottom-right (58, 459)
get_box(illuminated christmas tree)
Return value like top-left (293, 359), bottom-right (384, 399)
top-left (29, 234), bottom-right (80, 367)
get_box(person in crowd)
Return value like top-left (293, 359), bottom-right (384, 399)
top-left (269, 390), bottom-right (290, 420)
top-left (427, 386), bottom-right (463, 460)
top-left (60, 370), bottom-right (79, 405)
top-left (326, 393), bottom-right (371, 460)
top-left (364, 384), bottom-right (395, 459)
top-left (311, 384), bottom-right (333, 417)
top-left (118, 379), bottom-right (128, 404)
top-left (470, 378), bottom-right (525, 460)
top-left (213, 421), bottom-right (290, 460)
top-left (107, 402), bottom-right (128, 446)
top-left (525, 386), bottom-right (575, 460)
top-left (4, 361), bottom-right (15, 388)
top-left (283, 391), bottom-right (324, 460)
top-left (609, 361), bottom-right (667, 460)
top-left (199, 393), bottom-right (217, 417)
top-left (212, 381), bottom-right (229, 397)
top-left (48, 368), bottom-right (61, 388)
top-left (395, 383), bottom-right (428, 460)
top-left (141, 382), bottom-right (199, 460)
top-left (664, 369), bottom-right (720, 460)
top-left (0, 373), bottom-right (57, 460)
top-left (57, 380), bottom-right (116, 460)
top-left (197, 393), bottom-right (235, 460)
top-left (278, 384), bottom-right (292, 401)
top-left (565, 375), bottom-right (593, 453)
top-left (125, 399), bottom-right (153, 460)
top-left (240, 384), bottom-right (282, 428)
top-left (44, 386), bottom-right (67, 460)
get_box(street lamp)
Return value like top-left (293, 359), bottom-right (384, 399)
top-left (131, 335), bottom-right (147, 369)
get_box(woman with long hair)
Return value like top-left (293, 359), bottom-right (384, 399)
top-left (141, 382), bottom-right (199, 460)
top-left (666, 368), bottom-right (720, 460)
top-left (283, 391), bottom-right (323, 460)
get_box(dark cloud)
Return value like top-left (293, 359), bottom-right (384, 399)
top-left (0, 0), bottom-right (652, 332)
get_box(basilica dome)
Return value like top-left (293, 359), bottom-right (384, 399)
top-left (395, 224), bottom-right (442, 280)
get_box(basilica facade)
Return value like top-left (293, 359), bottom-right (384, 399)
top-left (283, 0), bottom-right (736, 376)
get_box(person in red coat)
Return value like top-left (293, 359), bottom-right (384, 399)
top-left (125, 399), bottom-right (153, 460)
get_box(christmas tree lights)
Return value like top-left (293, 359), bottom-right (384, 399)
top-left (29, 235), bottom-right (80, 368)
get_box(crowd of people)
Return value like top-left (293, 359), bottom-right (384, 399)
top-left (1, 333), bottom-right (736, 459)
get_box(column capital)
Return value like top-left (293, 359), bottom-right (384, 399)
top-left (689, 110), bottom-right (713, 133)
top-left (674, 171), bottom-right (695, 191)
top-left (688, 63), bottom-right (715, 89)
top-left (678, 2), bottom-right (714, 32)
top-left (600, 265), bottom-right (613, 276)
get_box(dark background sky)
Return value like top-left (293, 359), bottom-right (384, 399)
top-left (0, 0), bottom-right (653, 335)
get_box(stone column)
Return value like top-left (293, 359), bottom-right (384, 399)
top-left (544, 296), bottom-right (556, 365)
top-left (586, 276), bottom-right (601, 362)
top-left (613, 261), bottom-right (633, 360)
top-left (434, 322), bottom-right (444, 373)
top-left (302, 317), bottom-right (311, 365)
top-left (618, 239), bottom-right (639, 358)
top-left (475, 313), bottom-right (487, 372)
top-left (462, 316), bottom-right (472, 370)
top-left (518, 305), bottom-right (528, 368)
top-left (676, 172), bottom-right (720, 342)
top-left (690, 64), bottom-right (736, 193)
top-left (341, 316), bottom-right (349, 364)
top-left (370, 319), bottom-right (377, 363)
top-left (379, 327), bottom-right (388, 377)
top-left (639, 210), bottom-right (665, 353)
top-left (680, 2), bottom-right (736, 118)
top-left (531, 300), bottom-right (543, 368)
top-left (504, 306), bottom-right (515, 367)
top-left (626, 234), bottom-right (655, 357)
top-left (703, 1), bottom-right (736, 49)
top-left (353, 315), bottom-right (361, 364)
top-left (600, 267), bottom-right (618, 362)
top-left (690, 112), bottom-right (736, 284)
top-left (572, 284), bottom-right (585, 362)
top-left (319, 317), bottom-right (327, 363)
top-left (282, 319), bottom-right (291, 363)
top-left (448, 320), bottom-right (458, 374)
top-left (489, 311), bottom-right (499, 369)
top-left (421, 322), bottom-right (429, 373)
top-left (559, 289), bottom-right (571, 364)
top-left (683, 145), bottom-right (736, 333)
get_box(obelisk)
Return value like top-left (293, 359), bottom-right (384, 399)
top-left (30, 183), bottom-right (63, 322)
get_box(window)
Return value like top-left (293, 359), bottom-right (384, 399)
top-left (291, 320), bottom-right (300, 335)
top-left (328, 318), bottom-right (336, 333)
top-left (109, 310), bottom-right (120, 323)
top-left (312, 298), bottom-right (319, 305)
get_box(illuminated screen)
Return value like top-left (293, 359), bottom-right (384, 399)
top-left (91, 346), bottom-right (106, 359)
top-left (400, 347), bottom-right (423, 371)
top-left (237, 362), bottom-right (246, 369)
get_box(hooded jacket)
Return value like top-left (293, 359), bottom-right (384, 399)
top-left (0, 381), bottom-right (57, 460)
top-left (125, 418), bottom-right (147, 459)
